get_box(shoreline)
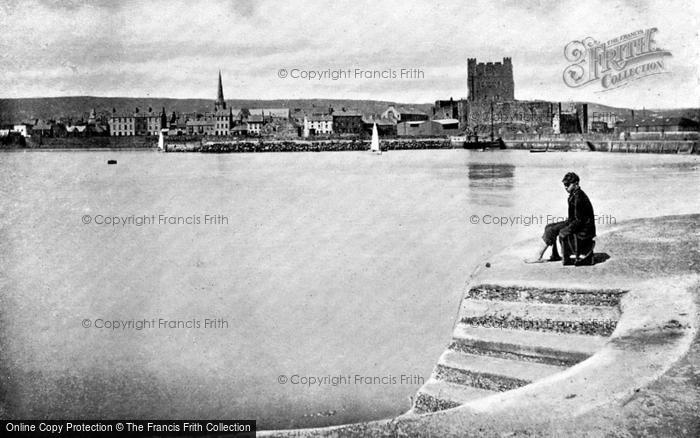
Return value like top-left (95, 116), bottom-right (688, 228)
top-left (3, 137), bottom-right (697, 154)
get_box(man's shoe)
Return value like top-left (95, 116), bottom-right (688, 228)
top-left (575, 254), bottom-right (594, 266)
top-left (548, 255), bottom-right (562, 262)
top-left (562, 257), bottom-right (575, 266)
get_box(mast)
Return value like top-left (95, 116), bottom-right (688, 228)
top-left (490, 99), bottom-right (494, 142)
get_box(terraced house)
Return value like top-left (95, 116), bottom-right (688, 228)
top-left (303, 114), bottom-right (333, 136)
top-left (108, 112), bottom-right (135, 136)
top-left (108, 107), bottom-right (166, 136)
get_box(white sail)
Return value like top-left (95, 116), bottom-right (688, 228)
top-left (158, 129), bottom-right (165, 151)
top-left (370, 123), bottom-right (381, 154)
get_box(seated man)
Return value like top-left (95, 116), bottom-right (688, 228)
top-left (525, 172), bottom-right (596, 265)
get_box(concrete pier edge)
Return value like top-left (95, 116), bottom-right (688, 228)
top-left (260, 214), bottom-right (699, 437)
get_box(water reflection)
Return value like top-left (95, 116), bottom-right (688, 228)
top-left (468, 163), bottom-right (515, 207)
top-left (468, 163), bottom-right (515, 185)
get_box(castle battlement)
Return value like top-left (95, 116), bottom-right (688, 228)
top-left (467, 57), bottom-right (514, 102)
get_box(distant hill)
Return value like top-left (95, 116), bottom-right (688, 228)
top-left (1, 96), bottom-right (696, 125)
top-left (575, 102), bottom-right (700, 123)
top-left (0, 97), bottom-right (435, 125)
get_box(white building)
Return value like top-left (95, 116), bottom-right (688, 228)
top-left (303, 114), bottom-right (333, 136)
top-left (247, 115), bottom-right (263, 135)
top-left (12, 124), bottom-right (32, 137)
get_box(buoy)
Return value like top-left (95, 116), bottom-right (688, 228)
top-left (485, 262), bottom-right (491, 268)
top-left (107, 160), bottom-right (117, 165)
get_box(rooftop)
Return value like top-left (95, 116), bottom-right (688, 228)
top-left (333, 110), bottom-right (363, 117)
top-left (432, 118), bottom-right (460, 125)
top-left (307, 114), bottom-right (333, 122)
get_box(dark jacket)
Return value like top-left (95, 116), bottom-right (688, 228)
top-left (565, 187), bottom-right (596, 239)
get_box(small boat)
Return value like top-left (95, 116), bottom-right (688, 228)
top-left (107, 159), bottom-right (117, 165)
top-left (529, 148), bottom-right (548, 153)
top-left (370, 123), bottom-right (381, 154)
top-left (449, 136), bottom-right (467, 148)
top-left (463, 138), bottom-right (505, 150)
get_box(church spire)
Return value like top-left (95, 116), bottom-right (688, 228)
top-left (215, 70), bottom-right (226, 111)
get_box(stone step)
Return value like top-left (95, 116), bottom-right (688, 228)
top-left (434, 350), bottom-right (566, 391)
top-left (459, 299), bottom-right (620, 336)
top-left (413, 378), bottom-right (497, 414)
top-left (466, 284), bottom-right (627, 307)
top-left (451, 323), bottom-right (607, 366)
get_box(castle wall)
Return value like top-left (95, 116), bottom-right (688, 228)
top-left (463, 100), bottom-right (554, 134)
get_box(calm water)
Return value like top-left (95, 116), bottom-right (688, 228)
top-left (0, 150), bottom-right (698, 429)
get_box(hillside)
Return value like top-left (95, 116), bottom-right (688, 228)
top-left (576, 102), bottom-right (700, 123)
top-left (1, 97), bottom-right (697, 126)
top-left (0, 97), bottom-right (435, 124)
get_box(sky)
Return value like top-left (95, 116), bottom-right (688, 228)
top-left (0, 0), bottom-right (698, 108)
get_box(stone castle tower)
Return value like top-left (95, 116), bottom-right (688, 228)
top-left (214, 70), bottom-right (227, 112)
top-left (467, 57), bottom-right (514, 102)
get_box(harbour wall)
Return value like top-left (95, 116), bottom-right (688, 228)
top-left (11, 135), bottom-right (700, 155)
top-left (505, 139), bottom-right (698, 154)
top-left (24, 136), bottom-right (155, 149)
top-left (164, 138), bottom-right (452, 153)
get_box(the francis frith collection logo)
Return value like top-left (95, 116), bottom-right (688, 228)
top-left (563, 28), bottom-right (671, 91)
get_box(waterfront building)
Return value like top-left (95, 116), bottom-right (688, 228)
top-left (186, 118), bottom-right (215, 136)
top-left (227, 108), bottom-right (290, 137)
top-left (214, 110), bottom-right (232, 135)
top-left (332, 110), bottom-right (364, 135)
top-left (231, 124), bottom-right (248, 136)
top-left (140, 107), bottom-right (164, 136)
top-left (303, 114), bottom-right (333, 136)
top-left (33, 120), bottom-right (53, 137)
top-left (382, 106), bottom-right (429, 124)
top-left (397, 119), bottom-right (461, 137)
top-left (109, 107), bottom-right (165, 137)
top-left (12, 123), bottom-right (33, 137)
top-left (65, 125), bottom-right (87, 136)
top-left (362, 117), bottom-right (396, 137)
top-left (247, 114), bottom-right (264, 135)
top-left (109, 110), bottom-right (135, 136)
